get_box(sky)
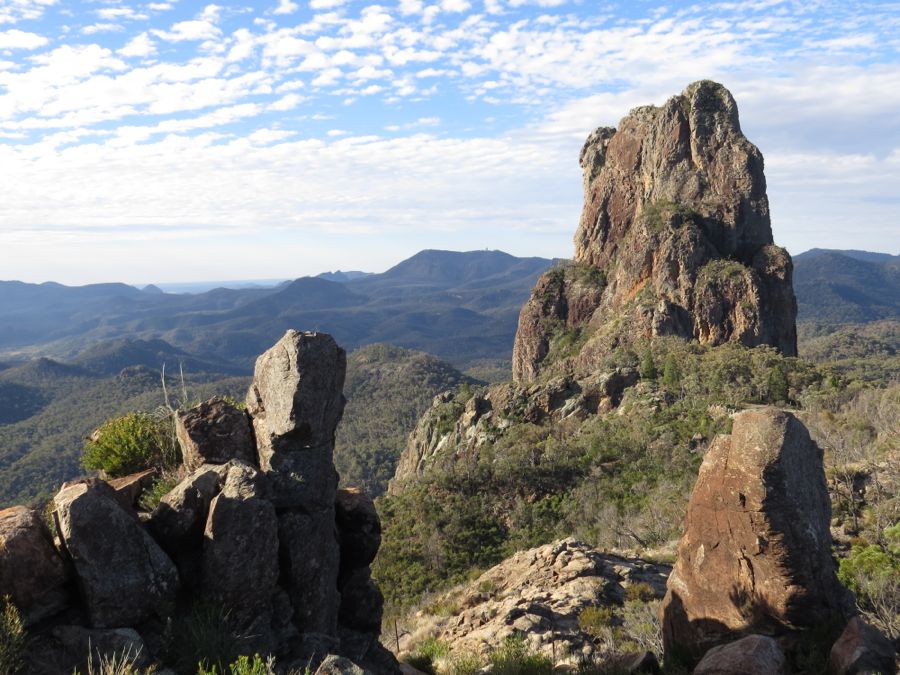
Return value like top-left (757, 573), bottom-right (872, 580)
top-left (0, 0), bottom-right (898, 285)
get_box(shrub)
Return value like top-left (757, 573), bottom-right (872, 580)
top-left (82, 412), bottom-right (178, 477)
top-left (165, 602), bottom-right (247, 673)
top-left (0, 596), bottom-right (26, 675)
top-left (444, 652), bottom-right (481, 675)
top-left (624, 582), bottom-right (656, 603)
top-left (197, 654), bottom-right (276, 675)
top-left (578, 605), bottom-right (616, 636)
top-left (489, 635), bottom-right (553, 675)
top-left (138, 476), bottom-right (178, 511)
top-left (77, 645), bottom-right (151, 675)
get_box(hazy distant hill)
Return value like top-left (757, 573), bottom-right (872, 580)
top-left (0, 250), bottom-right (553, 370)
top-left (794, 249), bottom-right (900, 324)
top-left (335, 343), bottom-right (477, 496)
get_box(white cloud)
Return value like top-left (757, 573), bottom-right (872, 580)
top-left (0, 29), bottom-right (49, 49)
top-left (273, 0), bottom-right (299, 15)
top-left (309, 0), bottom-right (350, 8)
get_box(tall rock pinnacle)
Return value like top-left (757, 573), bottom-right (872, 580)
top-left (513, 81), bottom-right (797, 384)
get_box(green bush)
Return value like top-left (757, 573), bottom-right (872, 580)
top-left (82, 412), bottom-right (178, 477)
top-left (138, 476), bottom-right (178, 511)
top-left (489, 636), bottom-right (553, 675)
top-left (197, 654), bottom-right (276, 675)
top-left (166, 602), bottom-right (246, 674)
top-left (0, 596), bottom-right (26, 675)
top-left (578, 605), bottom-right (616, 636)
top-left (624, 582), bottom-right (656, 602)
top-left (838, 543), bottom-right (898, 599)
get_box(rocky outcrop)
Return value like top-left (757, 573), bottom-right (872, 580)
top-left (6, 330), bottom-right (396, 674)
top-left (175, 397), bottom-right (255, 471)
top-left (390, 367), bottom-right (637, 491)
top-left (660, 408), bottom-right (853, 664)
top-left (512, 81), bottom-right (797, 384)
top-left (0, 505), bottom-right (70, 626)
top-left (400, 538), bottom-right (670, 664)
top-left (54, 479), bottom-right (180, 628)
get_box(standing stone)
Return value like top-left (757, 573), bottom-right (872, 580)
top-left (0, 506), bottom-right (70, 625)
top-left (202, 462), bottom-right (279, 616)
top-left (246, 331), bottom-right (346, 637)
top-left (176, 397), bottom-right (256, 472)
top-left (246, 330), bottom-right (346, 509)
top-left (660, 408), bottom-right (853, 664)
top-left (54, 480), bottom-right (179, 628)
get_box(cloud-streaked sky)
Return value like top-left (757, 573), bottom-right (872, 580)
top-left (1, 0), bottom-right (898, 284)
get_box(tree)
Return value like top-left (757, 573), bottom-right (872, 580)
top-left (640, 349), bottom-right (657, 381)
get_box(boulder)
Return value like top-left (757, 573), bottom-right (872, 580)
top-left (53, 479), bottom-right (179, 628)
top-left (827, 616), bottom-right (897, 675)
top-left (107, 468), bottom-right (157, 509)
top-left (149, 463), bottom-right (229, 549)
top-left (315, 654), bottom-right (369, 675)
top-left (246, 330), bottom-right (346, 509)
top-left (202, 462), bottom-right (279, 615)
top-left (175, 397), bottom-right (255, 472)
top-left (600, 651), bottom-right (660, 674)
top-left (0, 505), bottom-right (70, 625)
top-left (336, 487), bottom-right (381, 570)
top-left (693, 635), bottom-right (786, 675)
top-left (660, 408), bottom-right (853, 663)
top-left (25, 625), bottom-right (150, 675)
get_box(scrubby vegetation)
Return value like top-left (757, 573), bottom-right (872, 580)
top-left (0, 596), bottom-right (26, 675)
top-left (82, 412), bottom-right (178, 477)
top-left (375, 335), bottom-right (900, 619)
top-left (335, 344), bottom-right (476, 496)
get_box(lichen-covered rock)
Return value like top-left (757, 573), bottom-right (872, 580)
top-left (202, 462), bottom-right (278, 615)
top-left (660, 408), bottom-right (853, 664)
top-left (693, 635), bottom-right (786, 675)
top-left (175, 397), bottom-right (255, 472)
top-left (315, 654), bottom-right (369, 675)
top-left (0, 505), bottom-right (70, 625)
top-left (53, 479), bottom-right (179, 628)
top-left (512, 81), bottom-right (797, 384)
top-left (827, 617), bottom-right (897, 675)
top-left (246, 330), bottom-right (345, 509)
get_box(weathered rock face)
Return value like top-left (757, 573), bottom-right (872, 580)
top-left (399, 538), bottom-right (670, 663)
top-left (0, 505), bottom-right (70, 626)
top-left (692, 635), bottom-right (786, 675)
top-left (660, 408), bottom-right (853, 663)
top-left (201, 462), bottom-right (279, 617)
top-left (54, 479), bottom-right (179, 628)
top-left (512, 81), bottom-right (797, 384)
top-left (175, 397), bottom-right (256, 472)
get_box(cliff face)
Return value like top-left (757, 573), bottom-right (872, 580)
top-left (513, 81), bottom-right (797, 384)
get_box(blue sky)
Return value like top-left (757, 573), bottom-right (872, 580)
top-left (0, 0), bottom-right (898, 284)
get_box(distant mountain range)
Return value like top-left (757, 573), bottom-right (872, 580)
top-left (793, 248), bottom-right (900, 324)
top-left (0, 250), bottom-right (554, 371)
top-left (0, 247), bottom-right (896, 376)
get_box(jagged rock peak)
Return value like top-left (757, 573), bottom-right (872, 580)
top-left (512, 81), bottom-right (797, 384)
top-left (575, 80), bottom-right (771, 266)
